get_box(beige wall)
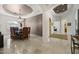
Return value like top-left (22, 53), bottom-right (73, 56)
top-left (25, 14), bottom-right (42, 36)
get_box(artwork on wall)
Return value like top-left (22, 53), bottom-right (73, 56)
top-left (67, 22), bottom-right (71, 26)
top-left (53, 26), bottom-right (57, 31)
top-left (53, 21), bottom-right (60, 32)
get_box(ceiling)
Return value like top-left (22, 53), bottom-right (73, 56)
top-left (0, 4), bottom-right (57, 18)
top-left (3, 4), bottom-right (33, 16)
top-left (0, 4), bottom-right (73, 18)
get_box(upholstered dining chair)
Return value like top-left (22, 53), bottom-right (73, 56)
top-left (71, 35), bottom-right (79, 54)
top-left (22, 27), bottom-right (31, 39)
top-left (10, 27), bottom-right (19, 39)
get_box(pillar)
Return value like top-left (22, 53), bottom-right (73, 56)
top-left (42, 11), bottom-right (50, 42)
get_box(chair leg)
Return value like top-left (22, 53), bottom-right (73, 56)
top-left (71, 39), bottom-right (74, 54)
top-left (71, 42), bottom-right (75, 54)
top-left (71, 46), bottom-right (73, 54)
top-left (71, 47), bottom-right (75, 54)
top-left (73, 45), bottom-right (75, 54)
top-left (71, 42), bottom-right (73, 53)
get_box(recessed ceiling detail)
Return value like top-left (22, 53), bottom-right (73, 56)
top-left (53, 4), bottom-right (67, 13)
top-left (3, 4), bottom-right (33, 16)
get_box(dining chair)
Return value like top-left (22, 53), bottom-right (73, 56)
top-left (71, 35), bottom-right (79, 54)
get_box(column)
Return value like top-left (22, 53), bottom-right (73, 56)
top-left (42, 11), bottom-right (50, 42)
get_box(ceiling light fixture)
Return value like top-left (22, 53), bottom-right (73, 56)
top-left (17, 9), bottom-right (23, 29)
top-left (17, 9), bottom-right (23, 23)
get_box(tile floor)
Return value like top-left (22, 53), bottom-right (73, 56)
top-left (0, 34), bottom-right (73, 54)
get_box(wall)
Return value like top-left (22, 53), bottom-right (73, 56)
top-left (0, 14), bottom-right (17, 35)
top-left (62, 5), bottom-right (76, 35)
top-left (25, 14), bottom-right (42, 36)
top-left (74, 4), bottom-right (79, 35)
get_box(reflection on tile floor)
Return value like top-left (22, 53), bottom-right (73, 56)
top-left (0, 35), bottom-right (72, 54)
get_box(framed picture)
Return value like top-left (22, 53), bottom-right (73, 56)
top-left (67, 22), bottom-right (71, 26)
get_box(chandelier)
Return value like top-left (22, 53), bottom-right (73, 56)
top-left (17, 9), bottom-right (23, 23)
top-left (17, 9), bottom-right (23, 28)
top-left (17, 9), bottom-right (26, 28)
